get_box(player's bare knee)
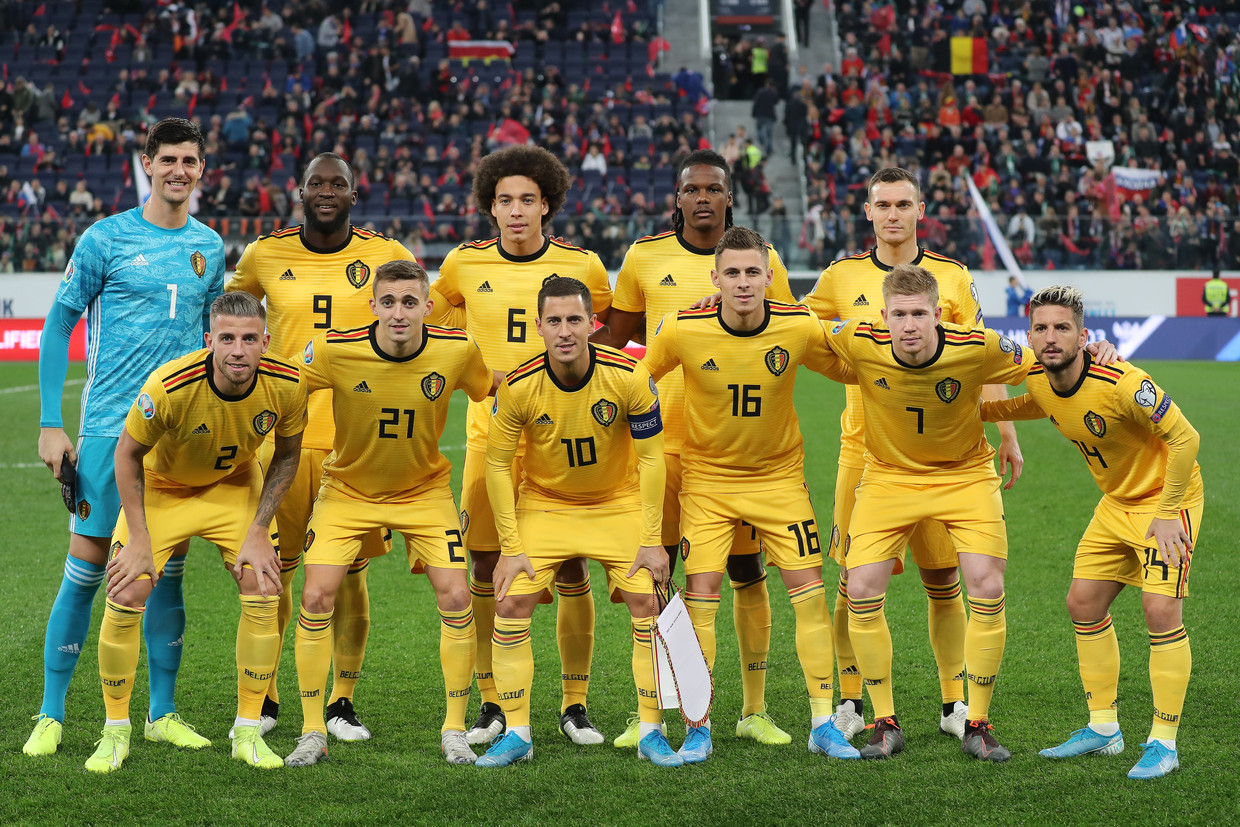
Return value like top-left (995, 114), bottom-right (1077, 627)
top-left (470, 550), bottom-right (499, 581)
top-left (111, 580), bottom-right (153, 610)
top-left (69, 534), bottom-right (111, 567)
top-left (435, 583), bottom-right (471, 613)
top-left (685, 571), bottom-right (724, 595)
top-left (300, 582), bottom-right (338, 614)
top-left (556, 556), bottom-right (588, 583)
top-left (1064, 580), bottom-right (1117, 621)
top-left (495, 593), bottom-right (537, 620)
top-left (918, 565), bottom-right (957, 586)
top-left (726, 551), bottom-right (764, 583)
top-left (1141, 593), bottom-right (1183, 633)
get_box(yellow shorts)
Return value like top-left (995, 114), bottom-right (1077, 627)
top-left (110, 464), bottom-right (275, 575)
top-left (257, 441), bottom-right (389, 570)
top-left (663, 454), bottom-right (762, 555)
top-left (304, 491), bottom-right (467, 572)
top-left (830, 465), bottom-right (957, 574)
top-left (503, 504), bottom-right (655, 597)
top-left (460, 445), bottom-right (523, 553)
top-left (846, 474), bottom-right (1007, 569)
top-left (679, 484), bottom-right (822, 577)
top-left (1073, 499), bottom-right (1201, 598)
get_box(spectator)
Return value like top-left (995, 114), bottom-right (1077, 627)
top-left (752, 79), bottom-right (779, 156)
top-left (1005, 276), bottom-right (1032, 316)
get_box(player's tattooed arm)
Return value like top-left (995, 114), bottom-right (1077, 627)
top-left (236, 432), bottom-right (302, 597)
top-left (254, 432), bottom-right (303, 529)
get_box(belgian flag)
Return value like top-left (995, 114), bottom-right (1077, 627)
top-left (950, 36), bottom-right (988, 74)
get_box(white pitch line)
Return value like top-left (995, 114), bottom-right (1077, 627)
top-left (0, 462), bottom-right (48, 469)
top-left (0, 377), bottom-right (87, 395)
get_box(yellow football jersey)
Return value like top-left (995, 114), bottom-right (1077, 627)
top-left (301, 323), bottom-right (493, 502)
top-left (644, 301), bottom-right (851, 493)
top-left (823, 319), bottom-right (1027, 480)
top-left (613, 231), bottom-right (794, 453)
top-left (125, 349), bottom-right (307, 489)
top-left (226, 226), bottom-right (416, 451)
top-left (981, 355), bottom-right (1204, 517)
top-left (805, 247), bottom-right (984, 467)
top-left (489, 344), bottom-right (659, 506)
top-left (428, 236), bottom-right (613, 448)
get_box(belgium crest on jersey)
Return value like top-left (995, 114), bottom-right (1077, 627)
top-left (935, 377), bottom-right (961, 403)
top-left (346, 259), bottom-right (371, 289)
top-left (304, 529), bottom-right (315, 551)
top-left (190, 250), bottom-right (206, 278)
top-left (592, 398), bottom-right (618, 427)
top-left (679, 536), bottom-right (691, 561)
top-left (765, 345), bottom-right (790, 376)
top-left (1083, 410), bottom-right (1107, 438)
top-left (77, 499), bottom-right (91, 521)
top-left (253, 409), bottom-right (277, 436)
top-left (422, 371), bottom-right (446, 401)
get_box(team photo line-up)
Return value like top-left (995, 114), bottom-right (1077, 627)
top-left (25, 118), bottom-right (1200, 781)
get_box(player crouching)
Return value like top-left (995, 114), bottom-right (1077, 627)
top-left (284, 260), bottom-right (499, 767)
top-left (88, 292), bottom-right (306, 772)
top-left (476, 276), bottom-right (680, 768)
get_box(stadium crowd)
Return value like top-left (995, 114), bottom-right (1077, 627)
top-left (791, 0), bottom-right (1240, 270)
top-left (0, 0), bottom-right (709, 270)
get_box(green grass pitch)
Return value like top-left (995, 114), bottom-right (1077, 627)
top-left (0, 360), bottom-right (1236, 826)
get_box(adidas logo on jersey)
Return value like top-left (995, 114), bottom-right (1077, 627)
top-left (353, 381), bottom-right (372, 393)
top-left (659, 274), bottom-right (677, 286)
top-left (192, 423), bottom-right (211, 434)
top-left (477, 281), bottom-right (494, 293)
top-left (58, 643), bottom-right (81, 655)
top-left (700, 359), bottom-right (719, 371)
top-left (873, 378), bottom-right (890, 390)
top-left (131, 254), bottom-right (151, 267)
top-left (534, 413), bottom-right (554, 425)
top-left (853, 294), bottom-right (869, 306)
top-left (279, 269), bottom-right (296, 281)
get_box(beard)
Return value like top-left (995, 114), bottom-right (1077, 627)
top-left (305, 206), bottom-right (350, 237)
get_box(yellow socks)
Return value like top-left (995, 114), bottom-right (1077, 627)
top-left (632, 616), bottom-right (662, 724)
top-left (683, 591), bottom-right (721, 670)
top-left (294, 607), bottom-right (333, 734)
top-left (848, 593), bottom-right (894, 720)
top-left (555, 576), bottom-right (594, 712)
top-left (732, 573), bottom-right (772, 717)
top-left (1148, 625), bottom-right (1190, 743)
top-left (491, 616), bottom-right (534, 729)
top-left (329, 560), bottom-right (370, 705)
top-left (964, 594), bottom-right (1006, 722)
top-left (439, 606), bottom-right (476, 733)
top-left (789, 579), bottom-right (835, 719)
top-left (924, 579), bottom-right (967, 705)
top-left (98, 600), bottom-right (144, 722)
top-left (1073, 615), bottom-right (1121, 725)
top-left (833, 581), bottom-right (863, 702)
top-left (470, 577), bottom-right (498, 705)
top-left (236, 595), bottom-right (280, 722)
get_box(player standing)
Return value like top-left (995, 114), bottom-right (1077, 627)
top-left (982, 286), bottom-right (1202, 780)
top-left (284, 261), bottom-right (497, 768)
top-left (592, 150), bottom-right (796, 747)
top-left (86, 292), bottom-right (305, 772)
top-left (821, 264), bottom-right (1029, 762)
top-left (227, 153), bottom-right (417, 740)
top-left (27, 118), bottom-right (225, 756)
top-left (477, 276), bottom-right (679, 768)
top-left (643, 227), bottom-right (861, 764)
top-left (428, 146), bottom-right (613, 746)
top-left (804, 167), bottom-right (1021, 741)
